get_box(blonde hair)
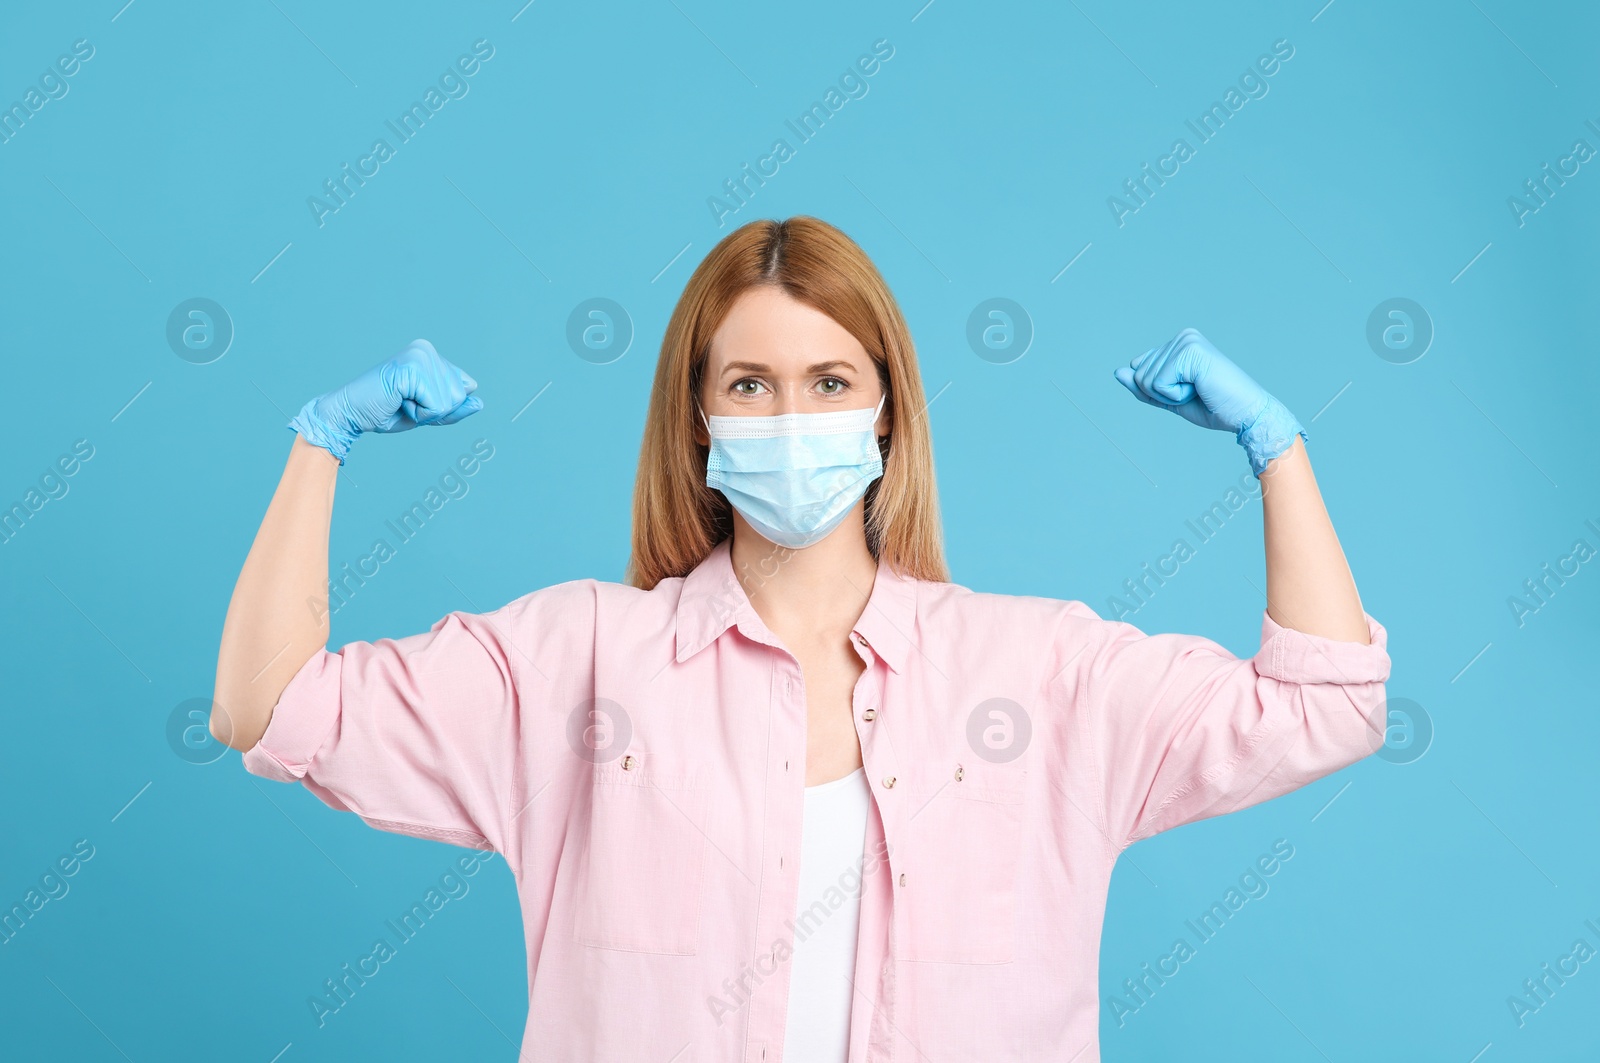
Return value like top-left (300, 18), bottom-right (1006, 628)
top-left (625, 215), bottom-right (948, 590)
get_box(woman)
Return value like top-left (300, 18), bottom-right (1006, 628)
top-left (212, 216), bottom-right (1389, 1061)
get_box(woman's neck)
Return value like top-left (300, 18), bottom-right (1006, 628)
top-left (728, 511), bottom-right (878, 645)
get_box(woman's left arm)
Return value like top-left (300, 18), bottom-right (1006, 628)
top-left (1055, 330), bottom-right (1391, 848)
top-left (1259, 435), bottom-right (1370, 644)
top-left (1114, 326), bottom-right (1370, 645)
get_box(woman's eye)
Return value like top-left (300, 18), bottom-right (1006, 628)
top-left (733, 380), bottom-right (764, 396)
top-left (818, 378), bottom-right (845, 395)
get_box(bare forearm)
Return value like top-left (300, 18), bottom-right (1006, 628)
top-left (1259, 437), bottom-right (1369, 644)
top-left (211, 436), bottom-right (338, 750)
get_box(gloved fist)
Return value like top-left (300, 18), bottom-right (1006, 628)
top-left (287, 339), bottom-right (482, 465)
top-left (1113, 328), bottom-right (1306, 476)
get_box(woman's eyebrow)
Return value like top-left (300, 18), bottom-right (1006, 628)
top-left (719, 359), bottom-right (859, 377)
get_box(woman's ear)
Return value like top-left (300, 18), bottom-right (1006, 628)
top-left (692, 401), bottom-right (710, 447)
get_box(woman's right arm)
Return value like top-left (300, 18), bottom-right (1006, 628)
top-left (210, 339), bottom-right (481, 751)
top-left (211, 435), bottom-right (338, 751)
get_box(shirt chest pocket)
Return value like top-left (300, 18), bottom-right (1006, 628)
top-left (898, 771), bottom-right (1026, 965)
top-left (571, 761), bottom-right (709, 955)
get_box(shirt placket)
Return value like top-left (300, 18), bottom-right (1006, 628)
top-left (850, 631), bottom-right (902, 1063)
top-left (742, 640), bottom-right (808, 1063)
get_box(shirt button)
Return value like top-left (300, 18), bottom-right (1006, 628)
top-left (862, 708), bottom-right (877, 722)
top-left (854, 633), bottom-right (870, 648)
top-left (898, 873), bottom-right (906, 886)
top-left (883, 776), bottom-right (896, 789)
top-left (954, 764), bottom-right (964, 782)
top-left (621, 755), bottom-right (636, 771)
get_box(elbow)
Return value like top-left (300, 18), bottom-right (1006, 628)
top-left (208, 691), bottom-right (269, 753)
top-left (1272, 677), bottom-right (1391, 776)
top-left (206, 696), bottom-right (240, 751)
top-left (1355, 681), bottom-right (1430, 765)
top-left (1341, 679), bottom-right (1391, 763)
top-left (212, 630), bottom-right (325, 755)
top-left (207, 706), bottom-right (239, 751)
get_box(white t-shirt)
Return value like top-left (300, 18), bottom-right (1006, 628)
top-left (782, 766), bottom-right (870, 1062)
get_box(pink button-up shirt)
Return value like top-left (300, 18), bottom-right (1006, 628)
top-left (242, 536), bottom-right (1391, 1061)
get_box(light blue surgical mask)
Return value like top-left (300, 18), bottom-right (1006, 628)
top-left (700, 395), bottom-right (887, 549)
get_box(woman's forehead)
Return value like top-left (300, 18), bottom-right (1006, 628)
top-left (707, 289), bottom-right (865, 373)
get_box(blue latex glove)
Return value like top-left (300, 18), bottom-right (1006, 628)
top-left (287, 339), bottom-right (482, 465)
top-left (1113, 328), bottom-right (1306, 476)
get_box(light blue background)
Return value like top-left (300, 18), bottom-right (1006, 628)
top-left (2, 0), bottom-right (1596, 1059)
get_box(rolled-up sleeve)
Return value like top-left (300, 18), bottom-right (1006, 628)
top-left (1065, 603), bottom-right (1392, 851)
top-left (242, 605), bottom-right (526, 855)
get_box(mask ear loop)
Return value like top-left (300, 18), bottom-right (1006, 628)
top-left (873, 392), bottom-right (892, 459)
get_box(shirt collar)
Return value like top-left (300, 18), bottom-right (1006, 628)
top-left (674, 538), bottom-right (919, 673)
